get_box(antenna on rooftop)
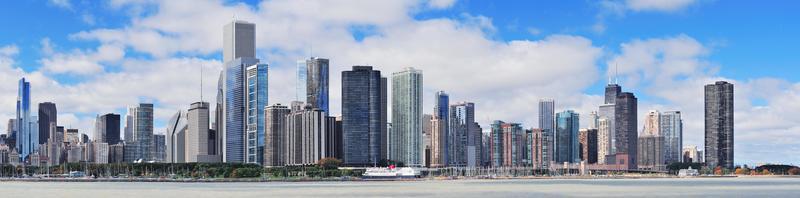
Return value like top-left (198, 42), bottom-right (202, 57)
top-left (200, 65), bottom-right (204, 103)
top-left (615, 62), bottom-right (619, 84)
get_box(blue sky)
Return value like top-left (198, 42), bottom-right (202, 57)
top-left (0, 0), bottom-right (798, 165)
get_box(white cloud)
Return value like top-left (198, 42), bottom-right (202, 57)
top-left (39, 44), bottom-right (125, 75)
top-left (625, 0), bottom-right (698, 12)
top-left (49, 0), bottom-right (72, 10)
top-left (426, 0), bottom-right (457, 9)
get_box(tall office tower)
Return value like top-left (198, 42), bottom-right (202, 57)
top-left (642, 110), bottom-right (661, 136)
top-left (529, 128), bottom-right (548, 169)
top-left (188, 102), bottom-right (218, 162)
top-left (222, 19), bottom-right (264, 164)
top-left (214, 72), bottom-right (224, 157)
top-left (16, 78), bottom-right (37, 161)
top-left (579, 128), bottom-right (598, 164)
top-left (451, 102), bottom-right (477, 167)
top-left (481, 131), bottom-right (491, 167)
top-left (422, 114), bottom-right (432, 167)
top-left (501, 122), bottom-right (523, 167)
top-left (131, 103), bottom-right (154, 161)
top-left (245, 63), bottom-right (269, 164)
top-left (555, 110), bottom-right (580, 164)
top-left (430, 91), bottom-right (448, 167)
top-left (471, 122), bottom-right (482, 167)
top-left (296, 60), bottom-right (307, 103)
top-left (537, 99), bottom-right (555, 168)
top-left (379, 77), bottom-right (388, 160)
top-left (152, 134), bottom-right (166, 162)
top-left (37, 102), bottom-right (56, 144)
top-left (324, 116), bottom-right (341, 160)
top-left (637, 135), bottom-right (664, 171)
top-left (615, 92), bottom-right (638, 170)
top-left (600, 83), bottom-right (621, 154)
top-left (124, 110), bottom-right (133, 143)
top-left (660, 111), bottom-right (683, 164)
top-left (341, 66), bottom-right (386, 166)
top-left (166, 111), bottom-right (187, 163)
top-left (597, 118), bottom-right (611, 164)
top-left (705, 81), bottom-right (734, 169)
top-left (333, 117), bottom-right (344, 160)
top-left (95, 113), bottom-right (121, 144)
top-left (306, 57), bottom-right (329, 113)
top-left (264, 104), bottom-right (290, 167)
top-left (390, 67), bottom-right (423, 166)
top-left (605, 83), bottom-right (621, 104)
top-left (588, 111), bottom-right (599, 129)
top-left (285, 106), bottom-right (329, 166)
top-left (223, 20), bottom-right (255, 63)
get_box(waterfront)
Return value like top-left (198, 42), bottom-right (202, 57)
top-left (1, 177), bottom-right (799, 197)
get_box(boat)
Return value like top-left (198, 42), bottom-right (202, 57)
top-left (363, 167), bottom-right (421, 179)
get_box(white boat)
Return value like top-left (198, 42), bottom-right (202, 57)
top-left (363, 167), bottom-right (421, 179)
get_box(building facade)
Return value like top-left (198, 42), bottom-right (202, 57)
top-left (341, 66), bottom-right (386, 166)
top-left (305, 57), bottom-right (329, 113)
top-left (537, 99), bottom-right (555, 168)
top-left (390, 67), bottom-right (423, 166)
top-left (579, 128), bottom-right (598, 164)
top-left (166, 111), bottom-right (187, 163)
top-left (615, 92), bottom-right (638, 170)
top-left (430, 91), bottom-right (448, 167)
top-left (264, 104), bottom-right (290, 167)
top-left (660, 111), bottom-right (683, 164)
top-left (556, 110), bottom-right (580, 164)
top-left (705, 81), bottom-right (734, 169)
top-left (37, 102), bottom-right (56, 145)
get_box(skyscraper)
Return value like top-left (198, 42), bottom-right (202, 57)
top-left (615, 92), bottom-right (638, 170)
top-left (501, 122), bottom-right (524, 166)
top-left (16, 78), bottom-right (36, 161)
top-left (188, 102), bottom-right (218, 162)
top-left (642, 111), bottom-right (661, 136)
top-left (341, 66), bottom-right (386, 166)
top-left (597, 118), bottom-right (611, 164)
top-left (131, 103), bottom-right (154, 162)
top-left (37, 102), bottom-right (56, 145)
top-left (166, 110), bottom-right (187, 163)
top-left (579, 128), bottom-right (598, 164)
top-left (555, 110), bottom-right (579, 163)
top-left (660, 111), bottom-right (683, 164)
top-left (490, 121), bottom-right (504, 167)
top-left (430, 91), bottom-right (448, 167)
top-left (537, 99), bottom-right (555, 168)
top-left (306, 57), bottom-right (329, 113)
top-left (529, 128), bottom-right (548, 168)
top-left (285, 105), bottom-right (330, 166)
top-left (152, 133), bottom-right (166, 162)
top-left (705, 81), bottom-right (734, 169)
top-left (223, 20), bottom-right (255, 63)
top-left (450, 102), bottom-right (477, 167)
top-left (390, 67), bottom-right (423, 166)
top-left (637, 136), bottom-right (664, 171)
top-left (296, 60), bottom-right (307, 103)
top-left (245, 63), bottom-right (269, 164)
top-left (95, 113), bottom-right (121, 144)
top-left (264, 104), bottom-right (290, 167)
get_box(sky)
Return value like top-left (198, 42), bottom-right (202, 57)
top-left (0, 0), bottom-right (798, 165)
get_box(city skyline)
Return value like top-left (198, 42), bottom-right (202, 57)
top-left (0, 1), bottom-right (798, 165)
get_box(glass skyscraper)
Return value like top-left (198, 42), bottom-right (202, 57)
top-left (660, 111), bottom-right (682, 164)
top-left (37, 102), bottom-right (56, 145)
top-left (245, 63), bottom-right (268, 164)
top-left (306, 57), bottom-right (329, 113)
top-left (450, 102), bottom-right (477, 167)
top-left (296, 60), bottom-right (307, 103)
top-left (537, 99), bottom-right (555, 168)
top-left (431, 91), bottom-right (449, 167)
top-left (555, 110), bottom-right (579, 163)
top-left (131, 103), bottom-right (154, 161)
top-left (391, 67), bottom-right (423, 167)
top-left (615, 92), bottom-right (638, 170)
top-left (341, 66), bottom-right (385, 166)
top-left (16, 78), bottom-right (36, 161)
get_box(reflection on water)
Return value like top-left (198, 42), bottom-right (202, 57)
top-left (1, 177), bottom-right (799, 197)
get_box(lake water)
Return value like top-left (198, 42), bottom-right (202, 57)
top-left (2, 177), bottom-right (799, 197)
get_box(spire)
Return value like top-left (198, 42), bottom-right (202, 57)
top-left (615, 62), bottom-right (619, 84)
top-left (200, 65), bottom-right (204, 103)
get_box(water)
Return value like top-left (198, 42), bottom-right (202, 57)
top-left (1, 177), bottom-right (799, 197)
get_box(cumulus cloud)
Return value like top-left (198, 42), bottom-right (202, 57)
top-left (625, 0), bottom-right (699, 12)
top-left (38, 44), bottom-right (125, 75)
top-left (49, 0), bottom-right (72, 10)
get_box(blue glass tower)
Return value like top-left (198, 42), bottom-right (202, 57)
top-left (16, 78), bottom-right (36, 162)
top-left (556, 110), bottom-right (580, 163)
top-left (245, 63), bottom-right (268, 164)
top-left (306, 57), bottom-right (329, 113)
top-left (224, 57), bottom-right (261, 163)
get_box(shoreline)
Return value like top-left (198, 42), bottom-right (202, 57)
top-left (3, 175), bottom-right (796, 183)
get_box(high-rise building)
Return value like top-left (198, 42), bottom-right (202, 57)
top-left (502, 122), bottom-right (524, 166)
top-left (422, 114), bottom-right (432, 167)
top-left (705, 81), bottom-right (734, 169)
top-left (579, 128), bottom-right (598, 164)
top-left (124, 111), bottom-right (133, 144)
top-left (341, 66), bottom-right (386, 166)
top-left (471, 122), bottom-right (482, 167)
top-left (94, 142), bottom-right (109, 164)
top-left (95, 113), bottom-right (121, 144)
top-left (556, 110), bottom-right (580, 164)
top-left (588, 111), bottom-right (599, 130)
top-left (642, 111), bottom-right (660, 136)
top-left (187, 102), bottom-right (218, 162)
top-left (296, 60), bottom-right (307, 103)
top-left (490, 121), bottom-right (504, 167)
top-left (152, 133), bottom-right (166, 162)
top-left (379, 77), bottom-right (388, 160)
top-left (615, 92), bottom-right (638, 170)
top-left (597, 118), bottom-right (611, 164)
top-left (223, 20), bottom-right (255, 63)
top-left (605, 84), bottom-right (621, 104)
top-left (450, 102), bottom-right (477, 167)
top-left (245, 63), bottom-right (269, 164)
top-left (38, 102), bottom-right (56, 145)
top-left (682, 145), bottom-right (702, 163)
top-left (306, 57), bottom-right (329, 113)
top-left (537, 99), bottom-right (555, 168)
top-left (637, 136), bottom-right (664, 171)
top-left (214, 72), bottom-right (224, 158)
top-left (430, 91), bottom-right (448, 167)
top-left (529, 128), bottom-right (547, 169)
top-left (660, 111), bottom-right (682, 164)
top-left (166, 110), bottom-right (187, 163)
top-left (16, 78), bottom-right (36, 161)
top-left (285, 105), bottom-right (330, 166)
top-left (264, 104), bottom-right (290, 167)
top-left (390, 67), bottom-right (423, 167)
top-left (130, 103), bottom-right (154, 162)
